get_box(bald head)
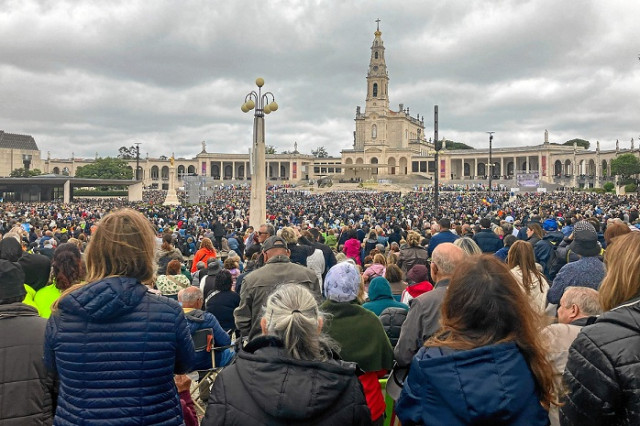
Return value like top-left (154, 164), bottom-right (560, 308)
top-left (178, 286), bottom-right (203, 309)
top-left (431, 243), bottom-right (466, 282)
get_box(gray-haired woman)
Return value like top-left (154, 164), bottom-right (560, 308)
top-left (202, 284), bottom-right (371, 426)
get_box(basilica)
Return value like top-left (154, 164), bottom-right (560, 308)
top-left (1, 25), bottom-right (637, 191)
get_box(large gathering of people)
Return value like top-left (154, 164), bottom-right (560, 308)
top-left (1, 186), bottom-right (639, 425)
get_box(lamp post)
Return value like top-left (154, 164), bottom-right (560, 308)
top-left (241, 78), bottom-right (278, 229)
top-left (433, 105), bottom-right (441, 218)
top-left (487, 132), bottom-right (495, 194)
top-left (135, 142), bottom-right (141, 181)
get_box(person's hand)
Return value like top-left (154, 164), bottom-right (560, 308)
top-left (174, 374), bottom-right (191, 393)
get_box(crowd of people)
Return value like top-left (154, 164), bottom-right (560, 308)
top-left (0, 187), bottom-right (639, 425)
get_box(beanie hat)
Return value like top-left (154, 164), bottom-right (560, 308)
top-left (407, 264), bottom-right (429, 284)
top-left (569, 221), bottom-right (600, 257)
top-left (324, 262), bottom-right (361, 302)
top-left (0, 260), bottom-right (26, 301)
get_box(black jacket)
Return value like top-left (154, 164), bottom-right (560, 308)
top-left (561, 297), bottom-right (640, 425)
top-left (202, 336), bottom-right (371, 426)
top-left (0, 303), bottom-right (56, 425)
top-left (206, 290), bottom-right (240, 332)
top-left (473, 229), bottom-right (503, 253)
top-left (379, 307), bottom-right (408, 347)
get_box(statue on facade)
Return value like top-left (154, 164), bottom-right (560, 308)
top-left (616, 139), bottom-right (619, 151)
top-left (544, 129), bottom-right (549, 143)
top-left (597, 140), bottom-right (600, 151)
top-left (170, 155), bottom-right (175, 167)
top-left (632, 138), bottom-right (635, 151)
top-left (201, 141), bottom-right (207, 153)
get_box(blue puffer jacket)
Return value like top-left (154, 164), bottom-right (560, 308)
top-left (44, 276), bottom-right (196, 426)
top-left (396, 342), bottom-right (548, 425)
top-left (473, 229), bottom-right (503, 253)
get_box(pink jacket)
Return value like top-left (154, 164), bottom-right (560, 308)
top-left (343, 238), bottom-right (362, 265)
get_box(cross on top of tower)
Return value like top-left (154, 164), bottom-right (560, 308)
top-left (375, 18), bottom-right (381, 36)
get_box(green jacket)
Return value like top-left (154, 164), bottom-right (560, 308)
top-left (320, 299), bottom-right (394, 372)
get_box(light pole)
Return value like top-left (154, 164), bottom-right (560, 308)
top-left (135, 142), bottom-right (141, 181)
top-left (433, 105), bottom-right (441, 218)
top-left (487, 132), bottom-right (495, 194)
top-left (241, 78), bottom-right (278, 229)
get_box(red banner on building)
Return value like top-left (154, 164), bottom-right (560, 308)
top-left (440, 159), bottom-right (446, 178)
top-left (541, 156), bottom-right (547, 176)
top-left (292, 162), bottom-right (297, 179)
top-left (202, 162), bottom-right (206, 175)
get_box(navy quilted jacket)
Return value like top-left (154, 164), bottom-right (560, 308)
top-left (44, 276), bottom-right (196, 425)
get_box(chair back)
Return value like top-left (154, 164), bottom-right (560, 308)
top-left (192, 328), bottom-right (214, 352)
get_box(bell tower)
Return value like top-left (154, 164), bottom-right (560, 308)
top-left (365, 19), bottom-right (389, 114)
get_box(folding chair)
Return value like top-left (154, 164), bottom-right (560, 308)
top-left (189, 328), bottom-right (239, 416)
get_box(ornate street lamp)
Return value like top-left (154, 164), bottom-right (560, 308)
top-left (241, 78), bottom-right (278, 229)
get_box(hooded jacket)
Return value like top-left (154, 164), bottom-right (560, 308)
top-left (363, 277), bottom-right (408, 316)
top-left (0, 303), bottom-right (56, 425)
top-left (44, 276), bottom-right (195, 426)
top-left (396, 342), bottom-right (548, 425)
top-left (202, 336), bottom-right (371, 426)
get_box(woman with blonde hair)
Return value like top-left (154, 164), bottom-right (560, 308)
top-left (561, 232), bottom-right (640, 424)
top-left (362, 253), bottom-right (387, 287)
top-left (191, 237), bottom-right (217, 273)
top-left (507, 240), bottom-right (549, 314)
top-left (203, 284), bottom-right (371, 425)
top-left (397, 231), bottom-right (428, 275)
top-left (454, 236), bottom-right (482, 255)
top-left (44, 209), bottom-right (195, 425)
top-left (396, 255), bottom-right (556, 425)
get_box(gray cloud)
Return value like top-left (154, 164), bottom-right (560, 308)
top-left (0, 0), bottom-right (638, 160)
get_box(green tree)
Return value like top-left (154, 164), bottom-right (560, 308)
top-left (444, 140), bottom-right (474, 150)
top-left (311, 146), bottom-right (329, 158)
top-left (563, 139), bottom-right (590, 150)
top-left (75, 157), bottom-right (133, 180)
top-left (611, 153), bottom-right (640, 184)
top-left (10, 168), bottom-right (42, 177)
top-left (603, 182), bottom-right (615, 193)
top-left (265, 145), bottom-right (277, 155)
top-left (117, 146), bottom-right (137, 159)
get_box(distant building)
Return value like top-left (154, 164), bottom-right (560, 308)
top-left (1, 25), bottom-right (637, 191)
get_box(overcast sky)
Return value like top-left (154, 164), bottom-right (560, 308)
top-left (1, 0), bottom-right (639, 160)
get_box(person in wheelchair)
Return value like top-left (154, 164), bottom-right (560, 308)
top-left (202, 283), bottom-right (371, 426)
top-left (178, 287), bottom-right (233, 369)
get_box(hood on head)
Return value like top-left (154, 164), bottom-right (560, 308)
top-left (236, 336), bottom-right (358, 420)
top-left (57, 276), bottom-right (149, 321)
top-left (368, 276), bottom-right (393, 301)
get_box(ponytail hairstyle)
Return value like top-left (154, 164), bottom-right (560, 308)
top-left (161, 234), bottom-right (173, 252)
top-left (262, 283), bottom-right (337, 361)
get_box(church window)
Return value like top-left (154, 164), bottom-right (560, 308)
top-left (372, 124), bottom-right (377, 139)
top-left (375, 52), bottom-right (379, 59)
top-left (373, 83), bottom-right (378, 97)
